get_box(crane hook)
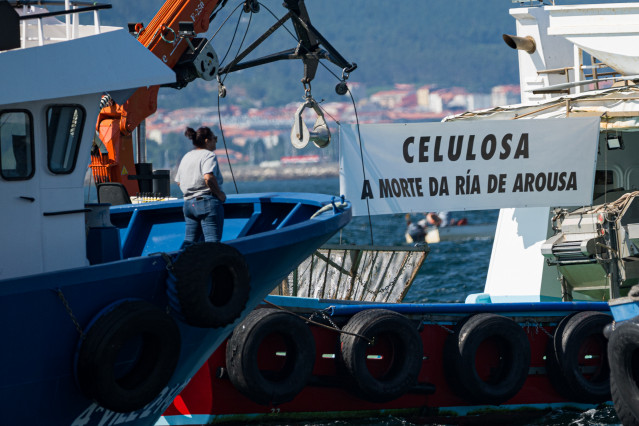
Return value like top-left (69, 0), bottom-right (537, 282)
top-left (290, 95), bottom-right (331, 149)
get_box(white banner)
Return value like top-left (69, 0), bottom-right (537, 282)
top-left (339, 118), bottom-right (600, 216)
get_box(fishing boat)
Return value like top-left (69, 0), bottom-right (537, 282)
top-left (0, 2), bottom-right (352, 425)
top-left (159, 1), bottom-right (639, 424)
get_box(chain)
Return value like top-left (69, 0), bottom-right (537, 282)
top-left (373, 280), bottom-right (398, 298)
top-left (435, 322), bottom-right (454, 334)
top-left (263, 299), bottom-right (373, 344)
top-left (158, 252), bottom-right (175, 272)
top-left (309, 308), bottom-right (340, 330)
top-left (55, 288), bottom-right (85, 340)
top-left (522, 320), bottom-right (554, 338)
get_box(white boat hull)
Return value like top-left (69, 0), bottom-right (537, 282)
top-left (405, 224), bottom-right (496, 244)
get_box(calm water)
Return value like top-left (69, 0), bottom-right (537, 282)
top-left (225, 176), bottom-right (621, 426)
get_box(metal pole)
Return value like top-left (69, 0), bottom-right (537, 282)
top-left (137, 121), bottom-right (146, 163)
top-left (65, 0), bottom-right (70, 40)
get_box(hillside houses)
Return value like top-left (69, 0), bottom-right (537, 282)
top-left (146, 82), bottom-right (520, 166)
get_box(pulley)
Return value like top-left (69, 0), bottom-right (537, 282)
top-left (290, 96), bottom-right (330, 149)
top-left (194, 41), bottom-right (219, 81)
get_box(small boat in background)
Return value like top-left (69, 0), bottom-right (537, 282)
top-left (406, 223), bottom-right (497, 244)
top-left (404, 212), bottom-right (496, 243)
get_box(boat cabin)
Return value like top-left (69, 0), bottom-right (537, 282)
top-left (453, 3), bottom-right (639, 302)
top-left (0, 3), bottom-right (175, 280)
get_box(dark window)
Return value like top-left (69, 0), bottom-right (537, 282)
top-left (47, 105), bottom-right (85, 174)
top-left (0, 110), bottom-right (34, 180)
top-left (595, 170), bottom-right (614, 185)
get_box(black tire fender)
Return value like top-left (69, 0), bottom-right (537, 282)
top-left (549, 311), bottom-right (611, 403)
top-left (168, 242), bottom-right (250, 328)
top-left (339, 309), bottom-right (423, 403)
top-left (611, 365), bottom-right (639, 426)
top-left (75, 300), bottom-right (181, 413)
top-left (545, 312), bottom-right (578, 399)
top-left (225, 308), bottom-right (315, 405)
top-left (443, 313), bottom-right (530, 405)
top-left (608, 316), bottom-right (639, 425)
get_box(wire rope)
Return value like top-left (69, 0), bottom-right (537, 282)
top-left (217, 94), bottom-right (239, 194)
top-left (222, 9), bottom-right (254, 85)
top-left (348, 88), bottom-right (374, 245)
top-left (210, 0), bottom-right (372, 251)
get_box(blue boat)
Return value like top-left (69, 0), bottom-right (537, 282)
top-left (162, 1), bottom-right (639, 424)
top-left (0, 2), bottom-right (351, 425)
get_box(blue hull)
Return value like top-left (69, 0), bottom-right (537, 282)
top-left (0, 193), bottom-right (351, 426)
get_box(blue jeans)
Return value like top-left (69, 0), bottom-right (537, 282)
top-left (182, 195), bottom-right (224, 246)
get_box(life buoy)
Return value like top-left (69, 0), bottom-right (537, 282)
top-left (75, 300), bottom-right (181, 413)
top-left (167, 242), bottom-right (250, 328)
top-left (339, 309), bottom-right (423, 403)
top-left (443, 313), bottom-right (530, 405)
top-left (225, 308), bottom-right (315, 405)
top-left (608, 315), bottom-right (639, 424)
top-left (546, 311), bottom-right (611, 403)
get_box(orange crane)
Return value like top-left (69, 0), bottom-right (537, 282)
top-left (90, 0), bottom-right (355, 198)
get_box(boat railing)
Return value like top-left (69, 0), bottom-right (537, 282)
top-left (11, 1), bottom-right (112, 47)
top-left (533, 54), bottom-right (622, 96)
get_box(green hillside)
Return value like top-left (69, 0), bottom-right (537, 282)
top-left (100, 0), bottom-right (627, 108)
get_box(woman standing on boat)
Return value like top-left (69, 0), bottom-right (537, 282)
top-left (175, 126), bottom-right (226, 245)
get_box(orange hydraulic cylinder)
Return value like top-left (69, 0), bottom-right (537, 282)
top-left (93, 0), bottom-right (222, 192)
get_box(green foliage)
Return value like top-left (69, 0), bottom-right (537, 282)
top-left (102, 0), bottom-right (523, 108)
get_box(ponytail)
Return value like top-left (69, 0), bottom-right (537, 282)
top-left (185, 126), bottom-right (214, 148)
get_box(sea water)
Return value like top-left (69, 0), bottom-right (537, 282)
top-left (227, 176), bottom-right (621, 426)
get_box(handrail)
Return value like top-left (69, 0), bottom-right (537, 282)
top-left (15, 3), bottom-right (111, 20)
top-left (12, 1), bottom-right (112, 47)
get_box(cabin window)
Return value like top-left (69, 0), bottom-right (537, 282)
top-left (46, 105), bottom-right (85, 174)
top-left (0, 110), bottom-right (34, 180)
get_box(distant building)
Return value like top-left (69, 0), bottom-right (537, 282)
top-left (416, 85), bottom-right (433, 108)
top-left (370, 84), bottom-right (416, 108)
top-left (148, 129), bottom-right (163, 144)
top-left (428, 93), bottom-right (444, 113)
top-left (345, 81), bottom-right (366, 101)
top-left (491, 85), bottom-right (521, 106)
top-left (466, 93), bottom-right (492, 110)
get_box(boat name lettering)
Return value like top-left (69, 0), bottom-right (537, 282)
top-left (190, 1), bottom-right (205, 23)
top-left (362, 171), bottom-right (578, 200)
top-left (402, 133), bottom-right (529, 163)
top-left (71, 382), bottom-right (185, 426)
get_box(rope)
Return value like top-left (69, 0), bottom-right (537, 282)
top-left (588, 190), bottom-right (639, 214)
top-left (217, 3), bottom-right (246, 76)
top-left (55, 288), bottom-right (85, 340)
top-left (210, 2), bottom-right (255, 194)
top-left (217, 94), bottom-right (239, 194)
top-left (263, 299), bottom-right (374, 344)
top-left (258, 2), bottom-right (297, 41)
top-left (348, 88), bottom-right (374, 245)
top-left (223, 8), bottom-right (253, 85)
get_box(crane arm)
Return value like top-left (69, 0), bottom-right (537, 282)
top-left (91, 0), bottom-right (355, 198)
top-left (92, 0), bottom-right (223, 196)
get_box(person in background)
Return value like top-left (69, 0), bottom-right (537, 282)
top-left (175, 126), bottom-right (226, 246)
top-left (405, 213), bottom-right (426, 242)
top-left (425, 212), bottom-right (443, 227)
